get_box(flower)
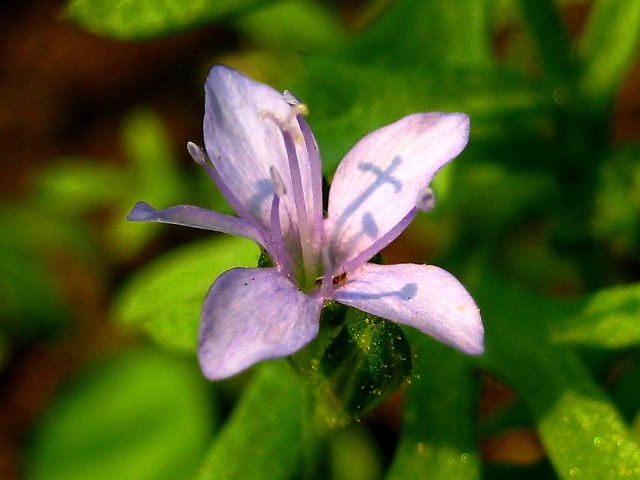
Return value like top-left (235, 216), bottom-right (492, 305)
top-left (128, 65), bottom-right (484, 380)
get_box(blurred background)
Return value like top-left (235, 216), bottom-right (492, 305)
top-left (1, 0), bottom-right (639, 479)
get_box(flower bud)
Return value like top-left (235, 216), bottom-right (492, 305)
top-left (318, 310), bottom-right (412, 424)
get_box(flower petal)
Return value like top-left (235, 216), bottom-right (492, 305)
top-left (326, 113), bottom-right (469, 268)
top-left (127, 201), bottom-right (264, 244)
top-left (198, 267), bottom-right (323, 379)
top-left (332, 263), bottom-right (484, 355)
top-left (203, 65), bottom-right (322, 249)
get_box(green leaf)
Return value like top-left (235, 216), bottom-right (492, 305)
top-left (591, 145), bottom-right (640, 255)
top-left (300, 61), bottom-right (545, 174)
top-left (549, 282), bottom-right (640, 348)
top-left (33, 160), bottom-right (129, 217)
top-left (111, 108), bottom-right (186, 260)
top-left (516, 0), bottom-right (576, 85)
top-left (386, 337), bottom-right (480, 480)
top-left (197, 361), bottom-right (304, 480)
top-left (66, 0), bottom-right (278, 40)
top-left (578, 0), bottom-right (640, 108)
top-left (351, 0), bottom-right (493, 69)
top-left (471, 271), bottom-right (640, 479)
top-left (0, 206), bottom-right (95, 340)
top-left (114, 235), bottom-right (259, 353)
top-left (28, 347), bottom-right (214, 480)
top-left (236, 0), bottom-right (346, 53)
top-left (328, 424), bottom-right (383, 480)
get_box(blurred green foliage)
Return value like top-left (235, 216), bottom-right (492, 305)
top-left (5, 0), bottom-right (638, 479)
top-left (28, 348), bottom-right (214, 480)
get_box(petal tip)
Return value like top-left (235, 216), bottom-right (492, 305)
top-left (197, 354), bottom-right (238, 381)
top-left (458, 315), bottom-right (485, 356)
top-left (127, 201), bottom-right (156, 221)
top-left (464, 335), bottom-right (485, 356)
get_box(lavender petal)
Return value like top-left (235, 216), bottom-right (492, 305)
top-left (127, 201), bottom-right (264, 245)
top-left (326, 113), bottom-right (469, 268)
top-left (333, 263), bottom-right (484, 355)
top-left (198, 267), bottom-right (323, 380)
top-left (203, 66), bottom-right (322, 245)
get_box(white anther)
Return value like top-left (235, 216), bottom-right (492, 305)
top-left (269, 167), bottom-right (287, 197)
top-left (283, 90), bottom-right (302, 106)
top-left (416, 187), bottom-right (436, 212)
top-left (283, 90), bottom-right (309, 116)
top-left (187, 141), bottom-right (207, 166)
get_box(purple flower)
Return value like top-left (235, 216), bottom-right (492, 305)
top-left (128, 65), bottom-right (484, 380)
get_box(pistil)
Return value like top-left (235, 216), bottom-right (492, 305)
top-left (295, 114), bottom-right (324, 251)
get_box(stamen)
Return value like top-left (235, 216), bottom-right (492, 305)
top-left (269, 182), bottom-right (293, 277)
top-left (336, 207), bottom-right (418, 275)
top-left (283, 90), bottom-right (302, 106)
top-left (282, 90), bottom-right (309, 117)
top-left (416, 186), bottom-right (435, 212)
top-left (269, 166), bottom-right (287, 197)
top-left (296, 114), bottom-right (324, 250)
top-left (187, 141), bottom-right (207, 166)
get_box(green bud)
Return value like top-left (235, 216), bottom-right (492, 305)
top-left (319, 300), bottom-right (347, 330)
top-left (318, 310), bottom-right (412, 425)
top-left (257, 250), bottom-right (275, 268)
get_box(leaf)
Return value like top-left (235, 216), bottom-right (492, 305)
top-left (351, 0), bottom-right (493, 69)
top-left (328, 424), bottom-right (383, 480)
top-left (111, 108), bottom-right (186, 260)
top-left (471, 271), bottom-right (640, 479)
top-left (578, 0), bottom-right (640, 108)
top-left (386, 336), bottom-right (481, 480)
top-left (33, 160), bottom-right (129, 217)
top-left (549, 282), bottom-right (640, 348)
top-left (236, 0), bottom-right (346, 53)
top-left (66, 0), bottom-right (279, 40)
top-left (197, 361), bottom-right (304, 480)
top-left (516, 0), bottom-right (576, 85)
top-left (0, 206), bottom-right (95, 340)
top-left (591, 145), bottom-right (640, 255)
top-left (113, 235), bottom-right (259, 353)
top-left (28, 347), bottom-right (214, 480)
top-left (299, 61), bottom-right (545, 175)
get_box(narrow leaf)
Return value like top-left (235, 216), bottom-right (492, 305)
top-left (351, 0), bottom-right (493, 69)
top-left (579, 0), bottom-right (640, 107)
top-left (550, 282), bottom-right (640, 348)
top-left (516, 0), bottom-right (576, 85)
top-left (386, 336), bottom-right (480, 480)
top-left (473, 272), bottom-right (640, 479)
